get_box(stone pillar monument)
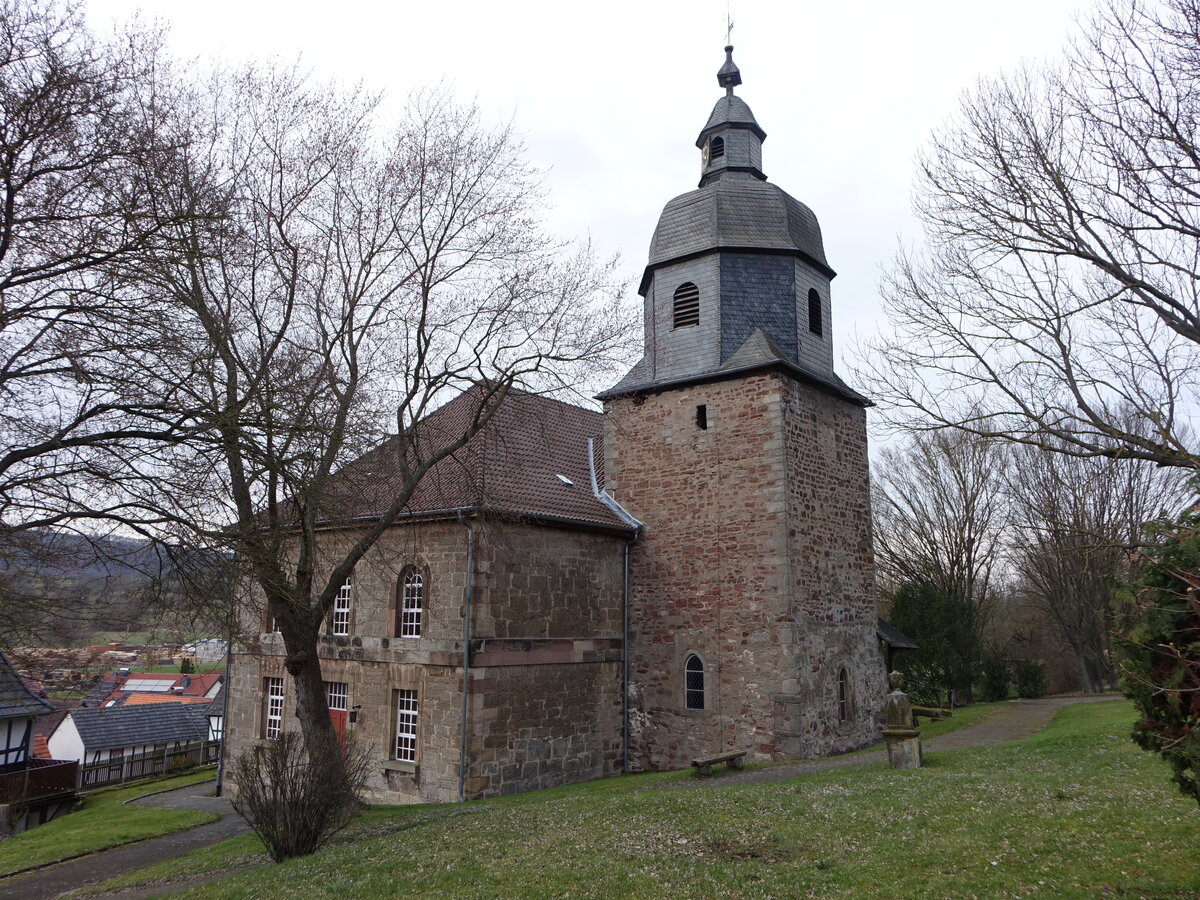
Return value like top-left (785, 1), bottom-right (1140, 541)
top-left (882, 671), bottom-right (922, 769)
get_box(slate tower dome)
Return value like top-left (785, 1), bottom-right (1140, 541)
top-left (607, 46), bottom-right (864, 405)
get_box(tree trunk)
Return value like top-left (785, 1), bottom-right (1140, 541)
top-left (1076, 651), bottom-right (1094, 694)
top-left (288, 642), bottom-right (334, 753)
top-left (273, 605), bottom-right (338, 758)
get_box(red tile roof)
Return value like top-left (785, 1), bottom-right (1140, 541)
top-left (122, 693), bottom-right (212, 707)
top-left (323, 388), bottom-right (634, 533)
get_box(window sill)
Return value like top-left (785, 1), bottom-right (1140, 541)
top-left (382, 760), bottom-right (418, 775)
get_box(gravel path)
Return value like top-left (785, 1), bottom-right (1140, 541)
top-left (0, 780), bottom-right (250, 900)
top-left (664, 693), bottom-right (1124, 789)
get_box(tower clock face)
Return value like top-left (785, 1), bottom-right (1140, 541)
top-left (701, 140), bottom-right (710, 167)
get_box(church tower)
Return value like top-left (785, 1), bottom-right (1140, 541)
top-left (600, 47), bottom-right (883, 770)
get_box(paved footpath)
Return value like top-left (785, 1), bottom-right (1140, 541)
top-left (0, 780), bottom-right (249, 900)
top-left (0, 695), bottom-right (1123, 899)
top-left (664, 693), bottom-right (1123, 789)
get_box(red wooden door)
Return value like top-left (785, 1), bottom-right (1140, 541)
top-left (329, 708), bottom-right (347, 739)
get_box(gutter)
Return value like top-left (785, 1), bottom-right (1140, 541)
top-left (587, 438), bottom-right (642, 774)
top-left (456, 510), bottom-right (475, 803)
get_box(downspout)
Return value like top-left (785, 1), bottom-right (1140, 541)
top-left (621, 532), bottom-right (638, 773)
top-left (215, 603), bottom-right (234, 797)
top-left (588, 437), bottom-right (642, 775)
top-left (457, 510), bottom-right (475, 803)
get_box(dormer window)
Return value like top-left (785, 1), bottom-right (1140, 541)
top-left (673, 283), bottom-right (700, 329)
top-left (709, 136), bottom-right (724, 161)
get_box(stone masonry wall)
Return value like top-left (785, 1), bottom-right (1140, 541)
top-left (466, 655), bottom-right (623, 798)
top-left (224, 520), bottom-right (627, 804)
top-left (604, 369), bottom-right (883, 771)
top-left (224, 522), bottom-right (472, 805)
top-left (464, 526), bottom-right (626, 797)
top-left (780, 375), bottom-right (883, 756)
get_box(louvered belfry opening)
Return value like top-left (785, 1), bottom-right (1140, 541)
top-left (673, 282), bottom-right (700, 328)
top-left (710, 135), bottom-right (725, 160)
top-left (808, 287), bottom-right (823, 336)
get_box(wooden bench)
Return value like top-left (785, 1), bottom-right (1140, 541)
top-left (691, 750), bottom-right (747, 776)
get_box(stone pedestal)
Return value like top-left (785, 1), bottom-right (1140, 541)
top-left (883, 728), bottom-right (922, 769)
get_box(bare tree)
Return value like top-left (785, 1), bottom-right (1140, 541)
top-left (873, 429), bottom-right (1009, 633)
top-left (858, 0), bottom-right (1200, 471)
top-left (1006, 443), bottom-right (1186, 692)
top-left (0, 1), bottom-right (195, 536)
top-left (131, 69), bottom-right (633, 755)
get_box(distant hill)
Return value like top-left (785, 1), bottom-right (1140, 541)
top-left (0, 530), bottom-right (228, 649)
top-left (0, 530), bottom-right (172, 579)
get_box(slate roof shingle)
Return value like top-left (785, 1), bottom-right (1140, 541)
top-left (66, 702), bottom-right (209, 751)
top-left (877, 617), bottom-right (919, 651)
top-left (647, 180), bottom-right (830, 275)
top-left (0, 649), bottom-right (54, 718)
top-left (598, 330), bottom-right (871, 407)
top-left (697, 95), bottom-right (766, 142)
top-left (206, 687), bottom-right (224, 718)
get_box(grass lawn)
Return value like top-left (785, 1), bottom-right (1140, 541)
top-left (74, 700), bottom-right (1199, 899)
top-left (0, 771), bottom-right (218, 876)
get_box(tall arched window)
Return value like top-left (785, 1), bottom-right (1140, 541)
top-left (837, 667), bottom-right (849, 721)
top-left (397, 567), bottom-right (423, 638)
top-left (808, 288), bottom-right (823, 336)
top-left (709, 136), bottom-right (725, 161)
top-left (331, 575), bottom-right (352, 636)
top-left (685, 654), bottom-right (705, 710)
top-left (673, 282), bottom-right (700, 329)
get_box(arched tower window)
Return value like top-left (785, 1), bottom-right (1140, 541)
top-left (685, 654), bottom-right (705, 710)
top-left (396, 566), bottom-right (423, 638)
top-left (709, 136), bottom-right (725, 161)
top-left (808, 288), bottom-right (823, 337)
top-left (673, 282), bottom-right (700, 329)
top-left (837, 667), bottom-right (850, 721)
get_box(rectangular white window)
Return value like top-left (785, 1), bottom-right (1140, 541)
top-left (264, 677), bottom-right (284, 739)
top-left (324, 681), bottom-right (348, 711)
top-left (394, 689), bottom-right (418, 762)
top-left (332, 576), bottom-right (352, 636)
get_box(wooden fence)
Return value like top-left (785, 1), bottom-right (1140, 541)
top-left (0, 758), bottom-right (79, 804)
top-left (79, 739), bottom-right (220, 790)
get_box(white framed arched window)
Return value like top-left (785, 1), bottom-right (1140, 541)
top-left (397, 566), bottom-right (423, 638)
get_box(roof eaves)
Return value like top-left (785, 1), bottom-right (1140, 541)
top-left (640, 243), bottom-right (836, 296)
top-left (596, 358), bottom-right (872, 407)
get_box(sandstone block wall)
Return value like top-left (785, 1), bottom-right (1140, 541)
top-left (225, 520), bottom-right (627, 804)
top-left (605, 369), bottom-right (883, 770)
top-left (781, 376), bottom-right (884, 755)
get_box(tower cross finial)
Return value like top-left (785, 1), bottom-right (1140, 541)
top-left (725, 6), bottom-right (734, 46)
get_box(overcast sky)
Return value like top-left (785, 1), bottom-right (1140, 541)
top-left (88, 0), bottom-right (1096, 416)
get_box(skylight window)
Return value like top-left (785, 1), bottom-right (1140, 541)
top-left (555, 474), bottom-right (575, 486)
